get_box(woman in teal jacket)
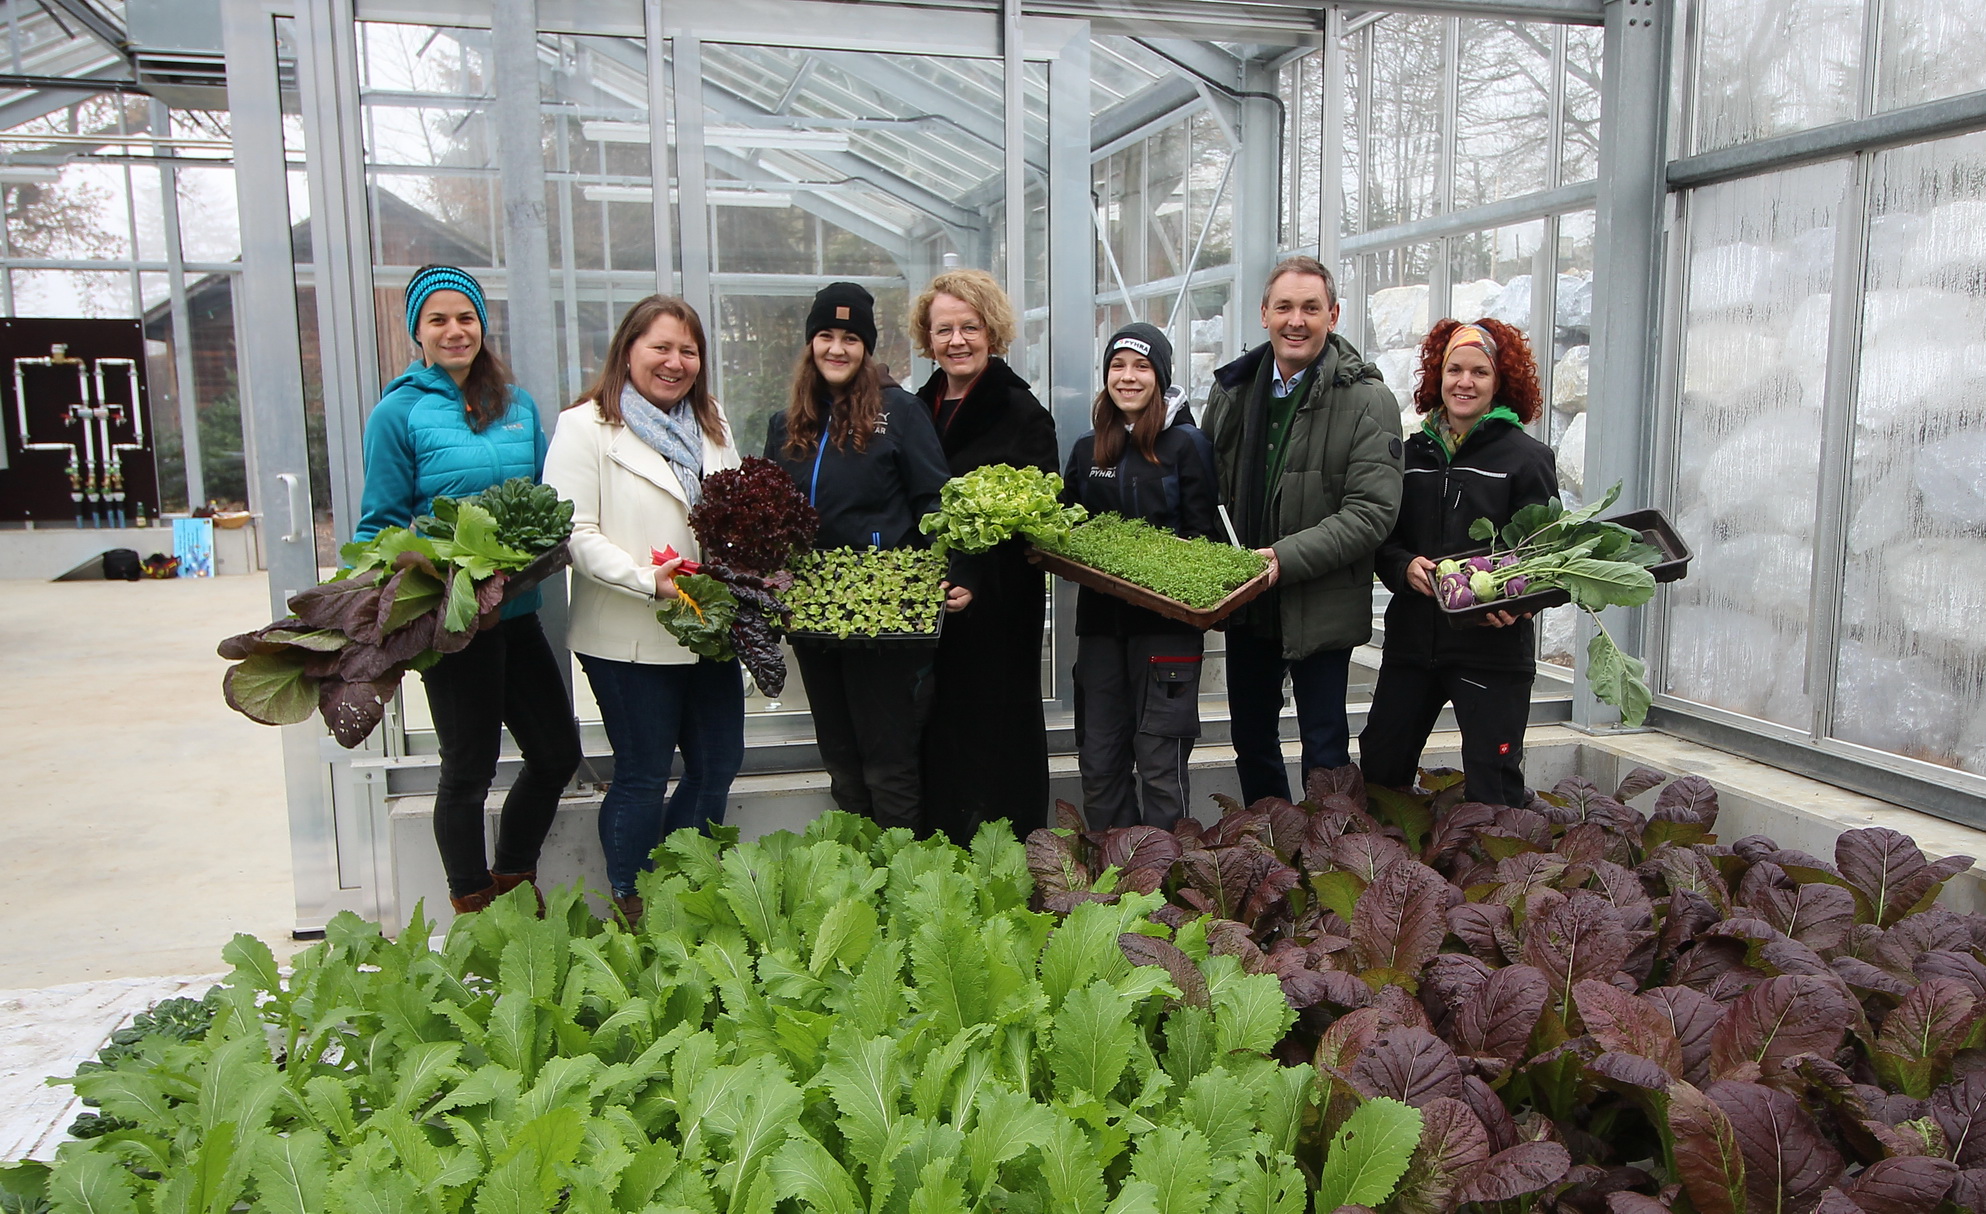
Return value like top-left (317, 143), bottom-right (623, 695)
top-left (355, 265), bottom-right (581, 915)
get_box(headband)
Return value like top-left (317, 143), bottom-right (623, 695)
top-left (1444, 323), bottom-right (1497, 361)
top-left (405, 266), bottom-right (489, 342)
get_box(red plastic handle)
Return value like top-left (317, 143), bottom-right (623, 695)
top-left (651, 544), bottom-right (701, 575)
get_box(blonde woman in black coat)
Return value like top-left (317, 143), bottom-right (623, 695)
top-left (910, 268), bottom-right (1057, 843)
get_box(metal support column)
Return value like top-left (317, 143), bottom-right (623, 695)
top-left (1576, 0), bottom-right (1672, 728)
top-left (1003, 0), bottom-right (1025, 300)
top-left (1046, 25), bottom-right (1091, 704)
top-left (644, 0), bottom-right (675, 296)
top-left (223, 0), bottom-right (354, 933)
top-left (1233, 58), bottom-right (1281, 347)
top-left (493, 0), bottom-right (557, 422)
top-left (674, 36), bottom-right (714, 326)
top-left (1320, 12), bottom-right (1345, 273)
top-left (295, 0), bottom-right (378, 534)
top-left (153, 99), bottom-right (207, 509)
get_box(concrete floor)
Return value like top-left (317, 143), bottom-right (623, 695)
top-left (0, 573), bottom-right (302, 989)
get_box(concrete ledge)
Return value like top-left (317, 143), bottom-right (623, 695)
top-left (379, 726), bottom-right (1986, 929)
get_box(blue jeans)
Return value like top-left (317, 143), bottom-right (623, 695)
top-left (579, 654), bottom-right (746, 896)
top-left (1223, 628), bottom-right (1352, 805)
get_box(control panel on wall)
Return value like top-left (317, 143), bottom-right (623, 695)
top-left (0, 317), bottom-right (156, 528)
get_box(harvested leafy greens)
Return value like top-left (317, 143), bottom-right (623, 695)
top-left (1032, 763), bottom-right (1983, 1213)
top-left (1443, 481), bottom-right (1663, 727)
top-left (785, 546), bottom-right (947, 638)
top-left (24, 813), bottom-right (1422, 1212)
top-left (649, 457), bottom-right (814, 696)
top-left (687, 456), bottom-right (820, 575)
top-left (419, 477), bottom-right (574, 555)
top-left (218, 486), bottom-right (575, 747)
top-left (919, 463), bottom-right (1086, 554)
top-left (1043, 513), bottom-right (1267, 610)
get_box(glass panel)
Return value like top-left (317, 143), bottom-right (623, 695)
top-left (1541, 210), bottom-right (1597, 669)
top-left (1448, 219), bottom-right (1546, 336)
top-left (1284, 51), bottom-right (1323, 253)
top-left (1454, 21), bottom-right (1551, 211)
top-left (1874, 0), bottom-right (1986, 112)
top-left (1833, 131), bottom-right (1986, 775)
top-left (175, 167), bottom-right (243, 263)
top-left (1362, 241), bottom-right (1437, 434)
top-left (1561, 26), bottom-right (1602, 185)
top-left (8, 268), bottom-right (128, 316)
top-left (1693, 0), bottom-right (1864, 155)
top-left (698, 44), bottom-right (1003, 458)
top-left (1662, 162), bottom-right (1845, 727)
top-left (1361, 16), bottom-right (1444, 229)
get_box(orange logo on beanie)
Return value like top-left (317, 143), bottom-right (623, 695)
top-left (836, 306), bottom-right (851, 320)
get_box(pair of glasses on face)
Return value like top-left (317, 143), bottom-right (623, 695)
top-left (930, 322), bottom-right (983, 341)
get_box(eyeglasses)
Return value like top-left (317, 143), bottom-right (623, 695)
top-left (930, 322), bottom-right (984, 341)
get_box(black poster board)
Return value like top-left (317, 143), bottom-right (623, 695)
top-left (0, 317), bottom-right (156, 526)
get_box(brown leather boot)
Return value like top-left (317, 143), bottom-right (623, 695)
top-left (612, 893), bottom-right (644, 925)
top-left (450, 882), bottom-right (498, 915)
top-left (492, 870), bottom-right (546, 917)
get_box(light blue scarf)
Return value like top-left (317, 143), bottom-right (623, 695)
top-left (619, 383), bottom-right (704, 508)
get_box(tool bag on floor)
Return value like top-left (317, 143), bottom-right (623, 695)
top-left (102, 548), bottom-right (141, 581)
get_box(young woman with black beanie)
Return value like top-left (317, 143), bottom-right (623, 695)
top-left (765, 282), bottom-right (967, 833)
top-left (1061, 322), bottom-right (1219, 828)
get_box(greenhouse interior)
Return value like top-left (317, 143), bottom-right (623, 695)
top-left (4, 0), bottom-right (1986, 1206)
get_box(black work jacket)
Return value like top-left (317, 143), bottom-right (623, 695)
top-left (1375, 414), bottom-right (1558, 672)
top-left (764, 385), bottom-right (951, 551)
top-left (1061, 394), bottom-right (1221, 636)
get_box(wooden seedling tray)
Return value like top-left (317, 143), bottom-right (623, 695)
top-left (1026, 546), bottom-right (1275, 629)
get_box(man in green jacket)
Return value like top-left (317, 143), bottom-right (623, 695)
top-left (1200, 256), bottom-right (1404, 804)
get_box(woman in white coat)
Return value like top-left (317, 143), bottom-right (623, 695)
top-left (542, 295), bottom-right (743, 921)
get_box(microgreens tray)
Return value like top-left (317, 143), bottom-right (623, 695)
top-left (1027, 546), bottom-right (1275, 629)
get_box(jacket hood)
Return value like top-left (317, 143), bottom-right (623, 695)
top-left (1161, 385), bottom-right (1194, 428)
top-left (1212, 331), bottom-right (1378, 393)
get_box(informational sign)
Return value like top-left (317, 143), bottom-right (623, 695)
top-left (173, 516), bottom-right (214, 577)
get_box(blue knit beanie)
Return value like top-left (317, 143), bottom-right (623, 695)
top-left (405, 265), bottom-right (488, 343)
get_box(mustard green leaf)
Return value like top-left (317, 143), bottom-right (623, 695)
top-left (1051, 980), bottom-right (1139, 1101)
top-left (1316, 1096), bottom-right (1423, 1210)
top-left (766, 1134), bottom-right (860, 1214)
top-left (47, 1153), bottom-right (139, 1214)
top-left (1129, 1123), bottom-right (1213, 1214)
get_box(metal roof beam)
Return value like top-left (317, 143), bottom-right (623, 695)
top-left (1090, 74), bottom-right (1199, 154)
top-left (1135, 38), bottom-right (1241, 91)
top-left (807, 48), bottom-right (1004, 151)
top-left (701, 77), bottom-right (983, 232)
top-left (701, 142), bottom-right (916, 259)
top-left (42, 1), bottom-right (130, 60)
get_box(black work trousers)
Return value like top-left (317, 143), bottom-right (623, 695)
top-left (1073, 633), bottom-right (1204, 830)
top-left (1358, 662), bottom-right (1534, 808)
top-left (794, 640), bottom-right (935, 833)
top-left (418, 613), bottom-right (582, 897)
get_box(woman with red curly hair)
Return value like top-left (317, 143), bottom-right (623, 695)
top-left (1358, 317), bottom-right (1558, 807)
